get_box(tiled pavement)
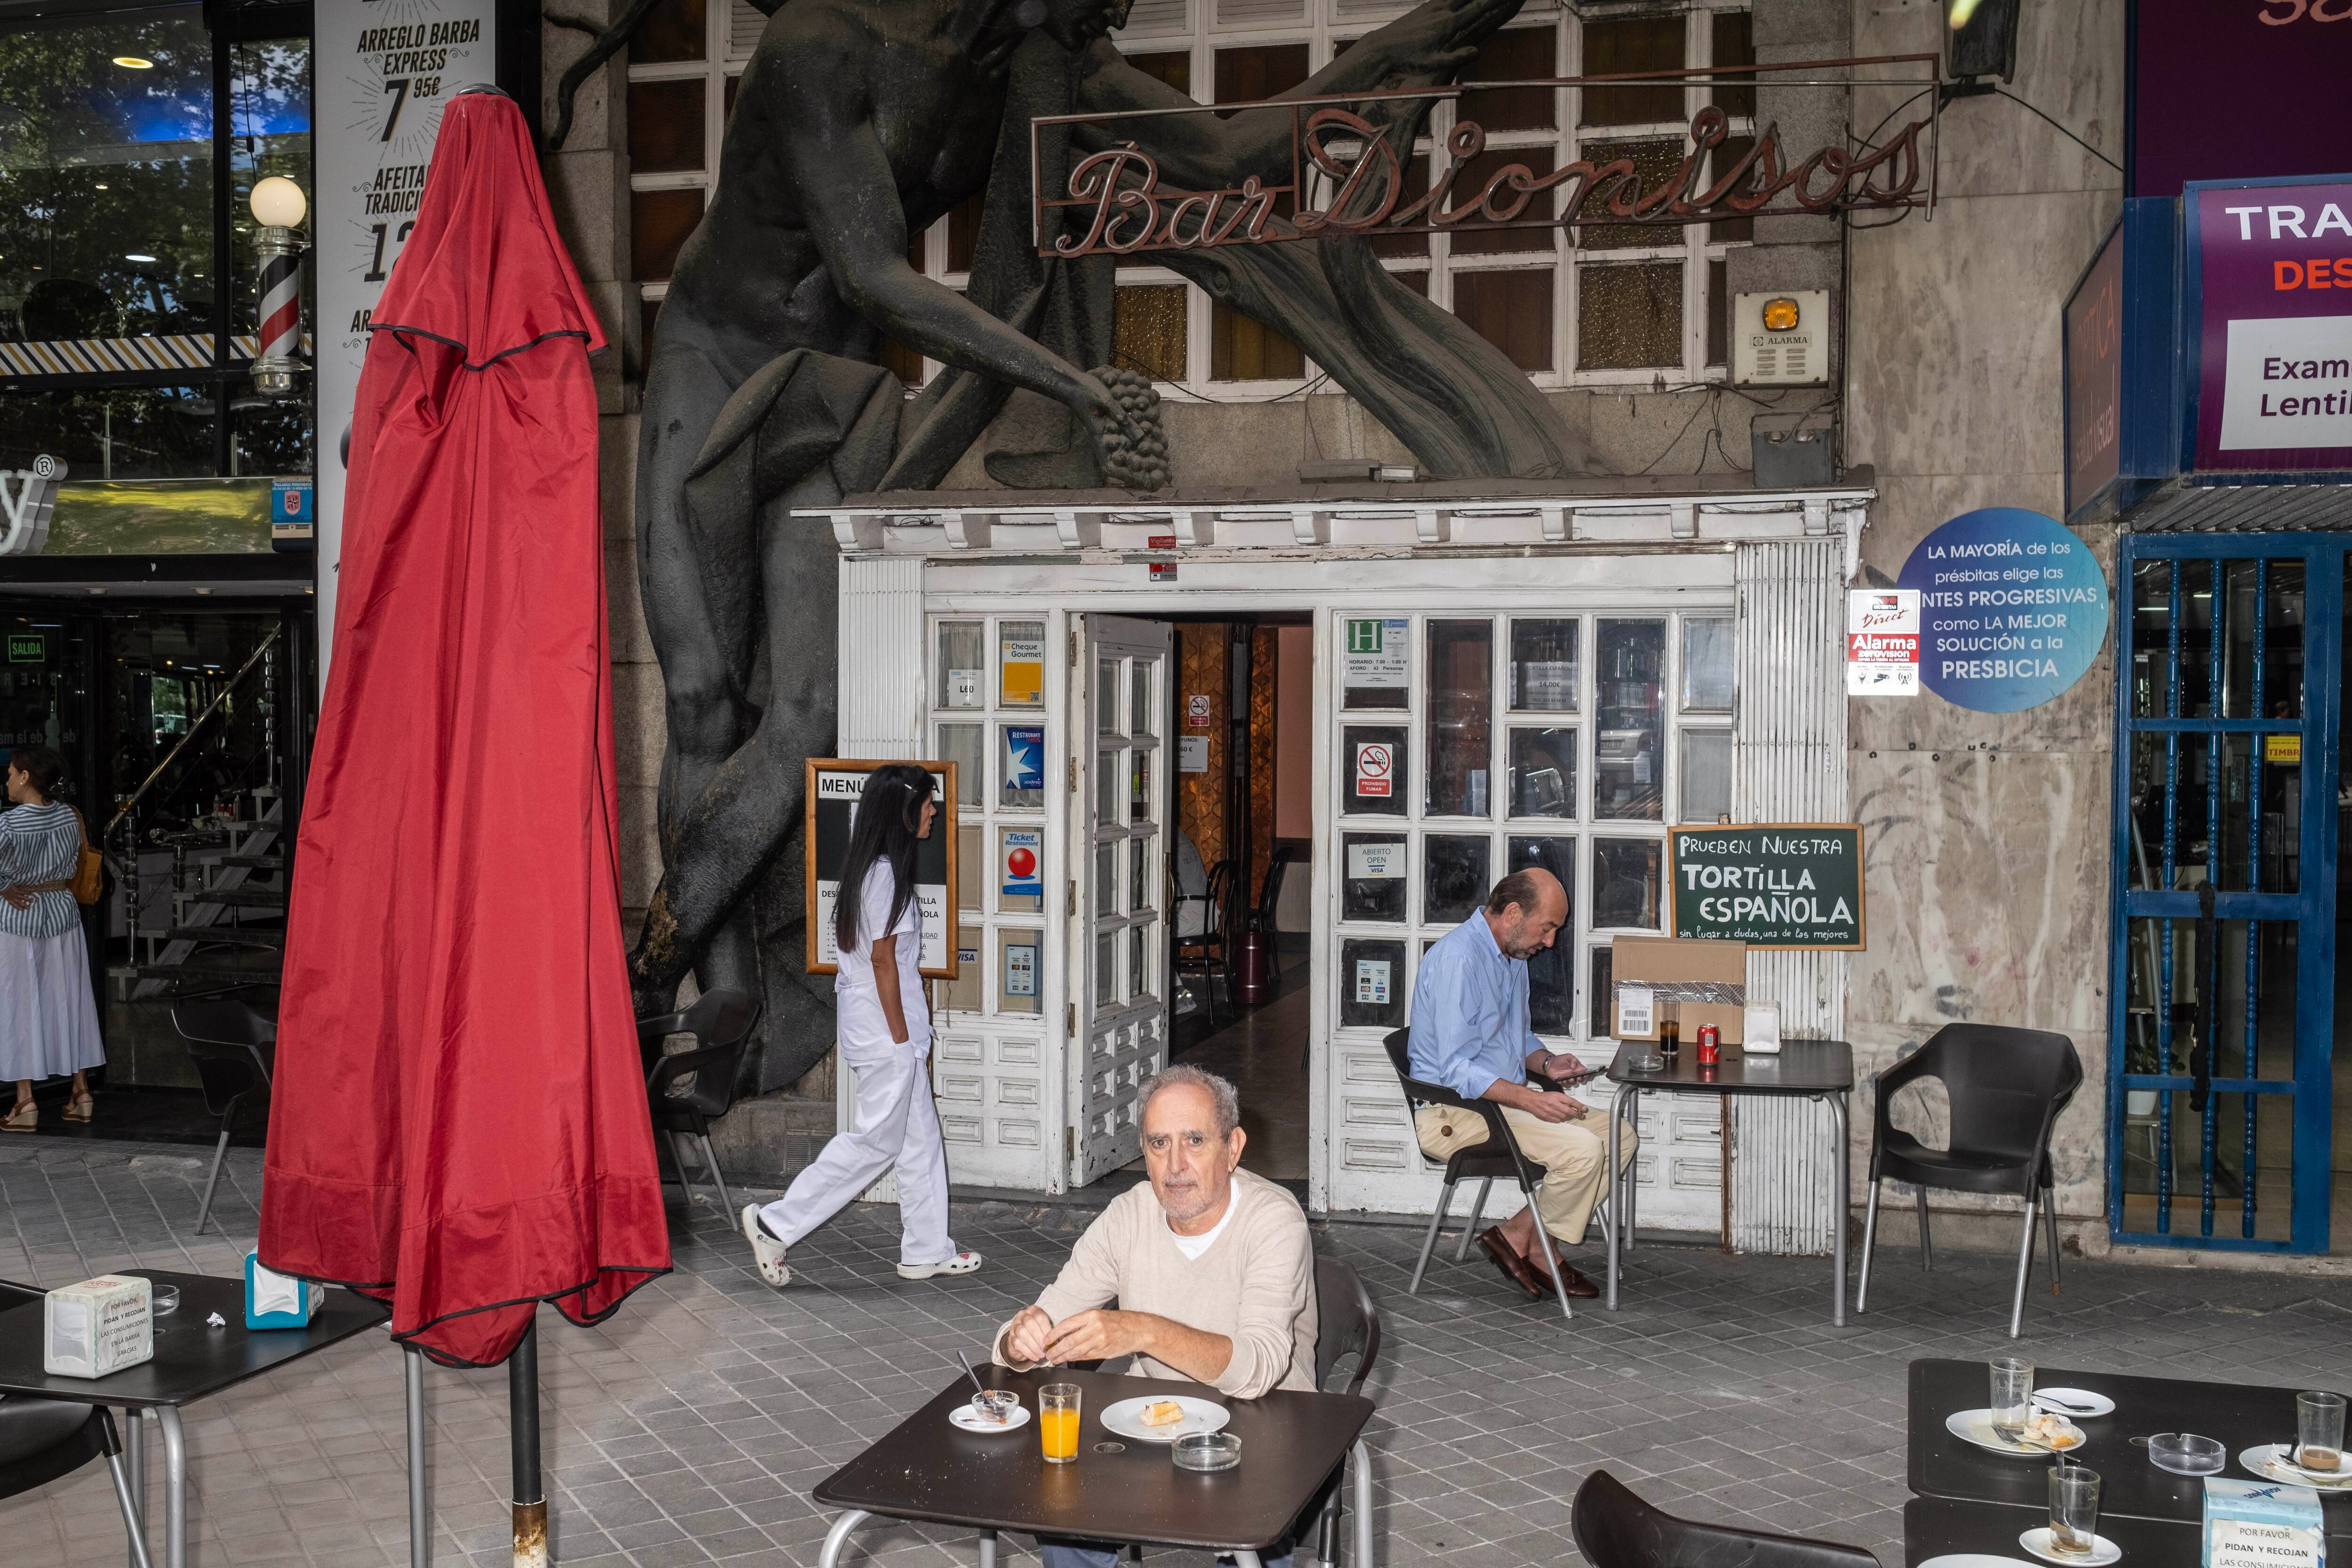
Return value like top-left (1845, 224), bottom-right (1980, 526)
top-left (5, 1140), bottom-right (2352, 1568)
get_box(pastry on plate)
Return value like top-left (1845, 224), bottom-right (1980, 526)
top-left (1140, 1400), bottom-right (1186, 1427)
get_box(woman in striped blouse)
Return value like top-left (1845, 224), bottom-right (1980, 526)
top-left (0, 745), bottom-right (103, 1130)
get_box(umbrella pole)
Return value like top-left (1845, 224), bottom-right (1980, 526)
top-left (509, 1315), bottom-right (548, 1568)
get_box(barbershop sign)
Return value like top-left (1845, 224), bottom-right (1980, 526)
top-left (2191, 175), bottom-right (2352, 473)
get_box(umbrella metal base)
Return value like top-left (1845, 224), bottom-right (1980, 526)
top-left (511, 1501), bottom-right (548, 1568)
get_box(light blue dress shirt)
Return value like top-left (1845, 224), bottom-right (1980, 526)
top-left (1407, 912), bottom-right (1542, 1099)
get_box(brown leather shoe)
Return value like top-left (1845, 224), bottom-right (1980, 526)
top-left (1477, 1227), bottom-right (1544, 1300)
top-left (1528, 1254), bottom-right (1601, 1298)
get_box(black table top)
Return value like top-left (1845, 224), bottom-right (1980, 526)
top-left (1607, 1038), bottom-right (1853, 1096)
top-left (811, 1367), bottom-right (1374, 1551)
top-left (1908, 1359), bottom-right (2351, 1528)
top-left (0, 1269), bottom-right (388, 1409)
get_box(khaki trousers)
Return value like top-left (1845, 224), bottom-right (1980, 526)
top-left (1414, 1101), bottom-right (1636, 1248)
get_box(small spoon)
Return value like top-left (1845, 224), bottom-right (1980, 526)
top-left (957, 1350), bottom-right (988, 1395)
top-left (2034, 1393), bottom-right (2101, 1416)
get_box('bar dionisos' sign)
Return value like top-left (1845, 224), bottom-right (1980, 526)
top-left (2190, 175), bottom-right (2352, 474)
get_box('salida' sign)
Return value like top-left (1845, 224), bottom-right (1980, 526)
top-left (1036, 64), bottom-right (1935, 260)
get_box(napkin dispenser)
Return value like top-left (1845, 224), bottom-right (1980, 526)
top-left (44, 1274), bottom-right (154, 1377)
top-left (245, 1253), bottom-right (325, 1329)
top-left (2202, 1476), bottom-right (2325, 1568)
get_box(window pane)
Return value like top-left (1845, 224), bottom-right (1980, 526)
top-left (1131, 658), bottom-right (1154, 737)
top-left (1450, 147), bottom-right (1557, 255)
top-left (1003, 827), bottom-right (1045, 913)
top-left (945, 193), bottom-right (984, 273)
top-left (1681, 618), bottom-right (1734, 711)
top-left (1000, 621), bottom-right (1045, 706)
top-left (1214, 43), bottom-right (1310, 107)
top-left (1343, 616), bottom-right (1410, 710)
top-left (1679, 729), bottom-right (1732, 824)
top-left (1130, 747), bottom-right (1151, 822)
top-left (959, 826), bottom-right (983, 912)
top-left (1126, 50), bottom-right (1190, 95)
top-left (1095, 931), bottom-right (1115, 997)
top-left (631, 188), bottom-right (705, 281)
top-left (879, 337), bottom-right (924, 386)
top-left (1426, 619), bottom-right (1494, 816)
top-left (1097, 745), bottom-right (1118, 821)
top-left (1596, 619), bottom-right (1664, 819)
top-left (235, 398), bottom-right (313, 479)
top-left (1461, 27), bottom-right (1556, 132)
top-left (1581, 15), bottom-right (1685, 126)
top-left (1592, 837), bottom-right (1662, 928)
top-left (0, 388), bottom-right (215, 480)
top-left (1510, 618), bottom-right (1580, 711)
top-left (939, 621), bottom-right (985, 708)
top-left (1340, 937), bottom-right (1406, 1028)
top-left (1711, 11), bottom-right (1756, 119)
top-left (1507, 836), bottom-right (1578, 1032)
top-left (998, 928), bottom-right (1042, 1014)
top-left (1096, 840), bottom-right (1118, 912)
top-left (230, 37), bottom-right (313, 361)
top-left (937, 721), bottom-right (983, 807)
top-left (1370, 159), bottom-right (1430, 262)
top-left (1211, 299), bottom-right (1303, 380)
top-left (1129, 923), bottom-right (1149, 1000)
top-left (1708, 135), bottom-right (1756, 241)
top-left (1578, 263), bottom-right (1682, 372)
top-left (1509, 727), bottom-right (1578, 819)
top-left (631, 0), bottom-right (707, 61)
top-left (1343, 724), bottom-right (1408, 815)
top-left (1590, 944), bottom-right (1614, 1035)
top-left (1098, 658), bottom-right (1122, 733)
top-left (1452, 269), bottom-right (1553, 373)
top-left (1707, 258), bottom-right (1728, 367)
top-left (628, 78), bottom-right (705, 173)
top-left (1343, 832), bottom-right (1408, 922)
top-left (1575, 140), bottom-right (1686, 251)
top-left (1001, 722), bottom-right (1045, 809)
top-left (1114, 285), bottom-right (1188, 382)
top-left (1425, 834), bottom-right (1491, 925)
top-left (1130, 836), bottom-right (1151, 912)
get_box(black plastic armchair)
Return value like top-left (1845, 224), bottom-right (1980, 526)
top-left (1573, 1469), bottom-right (1880, 1568)
top-left (637, 988), bottom-right (763, 1214)
top-left (169, 1000), bottom-right (276, 1235)
top-left (1855, 1022), bottom-right (2083, 1337)
top-left (1311, 1256), bottom-right (1381, 1566)
top-left (1381, 1027), bottom-right (1581, 1319)
top-left (0, 1281), bottom-right (154, 1568)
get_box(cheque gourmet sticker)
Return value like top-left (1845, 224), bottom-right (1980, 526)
top-left (1896, 509), bottom-right (2110, 713)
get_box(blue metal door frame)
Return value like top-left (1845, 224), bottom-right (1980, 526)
top-left (2108, 532), bottom-right (2339, 1252)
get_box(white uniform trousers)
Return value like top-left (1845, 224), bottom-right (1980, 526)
top-left (758, 999), bottom-right (957, 1267)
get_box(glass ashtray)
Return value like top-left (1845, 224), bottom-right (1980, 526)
top-left (1623, 1054), bottom-right (1665, 1075)
top-left (150, 1285), bottom-right (180, 1317)
top-left (1172, 1432), bottom-right (1241, 1471)
top-left (2146, 1432), bottom-right (2225, 1474)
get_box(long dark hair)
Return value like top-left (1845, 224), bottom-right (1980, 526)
top-left (7, 744), bottom-right (65, 801)
top-left (834, 764), bottom-right (933, 954)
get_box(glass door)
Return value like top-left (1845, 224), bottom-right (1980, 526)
top-left (2110, 537), bottom-right (2335, 1251)
top-left (1069, 616), bottom-right (1172, 1187)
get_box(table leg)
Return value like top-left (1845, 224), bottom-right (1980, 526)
top-left (820, 1510), bottom-right (872, 1568)
top-left (1830, 1090), bottom-right (1851, 1329)
top-left (977, 1527), bottom-right (997, 1568)
top-left (1352, 1438), bottom-right (1373, 1568)
top-left (156, 1406), bottom-right (186, 1568)
top-left (124, 1408), bottom-right (146, 1568)
top-left (1230, 1554), bottom-right (1263, 1568)
top-left (406, 1345), bottom-right (431, 1568)
top-left (1605, 1087), bottom-right (1621, 1311)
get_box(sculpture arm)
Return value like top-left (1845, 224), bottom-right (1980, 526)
top-left (775, 40), bottom-right (1125, 430)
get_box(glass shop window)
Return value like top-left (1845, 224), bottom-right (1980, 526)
top-left (1000, 621), bottom-right (1046, 707)
top-left (1343, 832), bottom-right (1408, 922)
top-left (939, 621), bottom-right (985, 708)
top-left (1594, 619), bottom-right (1664, 820)
top-left (1425, 620), bottom-right (1494, 817)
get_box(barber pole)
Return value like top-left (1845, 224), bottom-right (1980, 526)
top-left (248, 176), bottom-right (310, 398)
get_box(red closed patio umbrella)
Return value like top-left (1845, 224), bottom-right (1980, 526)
top-left (259, 89), bottom-right (669, 1377)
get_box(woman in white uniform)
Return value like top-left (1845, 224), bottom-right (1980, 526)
top-left (0, 746), bottom-right (104, 1130)
top-left (741, 764), bottom-right (980, 1286)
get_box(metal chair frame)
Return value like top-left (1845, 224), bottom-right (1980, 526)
top-left (0, 1281), bottom-right (155, 1568)
top-left (637, 988), bottom-right (763, 1213)
top-left (168, 1000), bottom-right (275, 1235)
top-left (1311, 1256), bottom-right (1381, 1567)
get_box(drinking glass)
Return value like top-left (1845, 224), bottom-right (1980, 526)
top-left (2297, 1391), bottom-right (2346, 1474)
top-left (1990, 1356), bottom-right (2035, 1441)
top-left (1040, 1383), bottom-right (1081, 1464)
top-left (1657, 997), bottom-right (1681, 1061)
top-left (2048, 1463), bottom-right (2101, 1557)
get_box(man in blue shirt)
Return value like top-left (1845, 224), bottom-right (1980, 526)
top-left (1408, 867), bottom-right (1632, 1299)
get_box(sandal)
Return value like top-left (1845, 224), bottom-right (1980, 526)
top-left (61, 1095), bottom-right (92, 1123)
top-left (1, 1101), bottom-right (35, 1133)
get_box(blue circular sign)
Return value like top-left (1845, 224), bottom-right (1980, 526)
top-left (1896, 508), bottom-right (2109, 713)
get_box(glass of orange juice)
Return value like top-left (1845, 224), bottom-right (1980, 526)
top-left (1040, 1383), bottom-right (1081, 1464)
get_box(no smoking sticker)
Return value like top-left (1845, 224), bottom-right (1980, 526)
top-left (1355, 741), bottom-right (1393, 797)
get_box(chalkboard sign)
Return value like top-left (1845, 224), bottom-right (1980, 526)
top-left (1666, 823), bottom-right (1864, 950)
top-left (802, 759), bottom-right (961, 978)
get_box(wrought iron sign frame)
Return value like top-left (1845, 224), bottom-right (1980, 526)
top-left (1030, 54), bottom-right (1943, 260)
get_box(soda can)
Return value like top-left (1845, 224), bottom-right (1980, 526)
top-left (1696, 1023), bottom-right (1721, 1065)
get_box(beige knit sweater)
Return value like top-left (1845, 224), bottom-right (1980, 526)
top-left (989, 1168), bottom-right (1319, 1399)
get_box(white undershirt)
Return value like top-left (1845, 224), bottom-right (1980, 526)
top-left (1168, 1195), bottom-right (1237, 1261)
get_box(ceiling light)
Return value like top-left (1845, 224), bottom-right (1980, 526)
top-left (93, 183), bottom-right (108, 191)
top-left (124, 252), bottom-right (156, 262)
top-left (112, 56), bottom-right (153, 69)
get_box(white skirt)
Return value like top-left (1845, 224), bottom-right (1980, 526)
top-left (0, 927), bottom-right (105, 1082)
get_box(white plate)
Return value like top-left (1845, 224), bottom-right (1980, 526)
top-left (1948, 1409), bottom-right (2088, 1457)
top-left (1919, 1556), bottom-right (2039, 1568)
top-left (2019, 1528), bottom-right (2121, 1566)
top-left (949, 1402), bottom-right (1031, 1434)
top-left (1099, 1395), bottom-right (1231, 1443)
top-left (2239, 1443), bottom-right (2352, 1488)
top-left (2032, 1389), bottom-right (2117, 1420)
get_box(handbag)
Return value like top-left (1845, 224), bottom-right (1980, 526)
top-left (67, 806), bottom-right (102, 905)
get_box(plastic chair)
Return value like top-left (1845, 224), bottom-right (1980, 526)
top-left (1173, 859), bottom-right (1235, 1026)
top-left (1381, 1027), bottom-right (1581, 1320)
top-left (1311, 1257), bottom-right (1381, 1566)
top-left (0, 1281), bottom-right (154, 1568)
top-left (1573, 1469), bottom-right (1879, 1568)
top-left (169, 1000), bottom-right (275, 1235)
top-left (637, 988), bottom-right (763, 1214)
top-left (1255, 845), bottom-right (1299, 984)
top-left (1855, 1022), bottom-right (2083, 1338)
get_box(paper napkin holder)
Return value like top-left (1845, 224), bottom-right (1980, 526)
top-left (245, 1253), bottom-right (325, 1329)
top-left (44, 1274), bottom-right (154, 1378)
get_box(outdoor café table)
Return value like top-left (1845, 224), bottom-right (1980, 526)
top-left (1902, 1495), bottom-right (2352, 1568)
top-left (810, 1365), bottom-right (1375, 1568)
top-left (0, 1267), bottom-right (388, 1568)
top-left (1907, 1358), bottom-right (2352, 1532)
top-left (1604, 1038), bottom-right (1853, 1323)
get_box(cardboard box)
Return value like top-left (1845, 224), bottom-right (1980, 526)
top-left (44, 1274), bottom-right (153, 1378)
top-left (1612, 935), bottom-right (1747, 1044)
top-left (2202, 1476), bottom-right (2325, 1568)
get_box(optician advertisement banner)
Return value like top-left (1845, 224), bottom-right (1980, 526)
top-left (2190, 176), bottom-right (2352, 474)
top-left (1896, 509), bottom-right (2110, 713)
